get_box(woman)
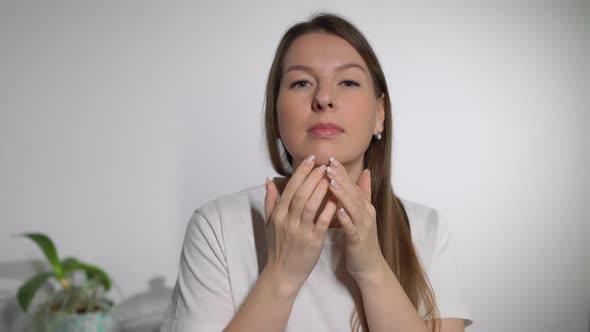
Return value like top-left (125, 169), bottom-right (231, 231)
top-left (161, 12), bottom-right (472, 332)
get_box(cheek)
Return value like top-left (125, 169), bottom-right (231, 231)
top-left (342, 94), bottom-right (377, 129)
top-left (276, 94), bottom-right (304, 142)
top-left (341, 90), bottom-right (373, 107)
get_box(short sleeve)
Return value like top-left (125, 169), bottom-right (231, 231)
top-left (160, 211), bottom-right (235, 331)
top-left (427, 209), bottom-right (473, 327)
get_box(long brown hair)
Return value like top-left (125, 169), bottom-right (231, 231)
top-left (263, 12), bottom-right (440, 332)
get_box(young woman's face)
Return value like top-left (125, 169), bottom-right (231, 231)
top-left (277, 32), bottom-right (384, 168)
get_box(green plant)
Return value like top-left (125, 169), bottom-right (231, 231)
top-left (16, 233), bottom-right (113, 315)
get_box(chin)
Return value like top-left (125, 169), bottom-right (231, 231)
top-left (312, 155), bottom-right (332, 166)
top-left (308, 148), bottom-right (336, 166)
top-left (290, 144), bottom-right (356, 167)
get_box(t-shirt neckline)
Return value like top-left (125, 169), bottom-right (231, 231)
top-left (324, 226), bottom-right (344, 246)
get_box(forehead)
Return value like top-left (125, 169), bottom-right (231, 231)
top-left (282, 32), bottom-right (368, 73)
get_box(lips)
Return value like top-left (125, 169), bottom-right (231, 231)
top-left (307, 122), bottom-right (344, 132)
top-left (307, 122), bottom-right (344, 137)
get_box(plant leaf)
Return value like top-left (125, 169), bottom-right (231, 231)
top-left (61, 257), bottom-right (79, 271)
top-left (17, 272), bottom-right (54, 312)
top-left (18, 233), bottom-right (63, 278)
top-left (61, 257), bottom-right (111, 291)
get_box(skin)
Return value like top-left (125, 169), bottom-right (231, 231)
top-left (224, 32), bottom-right (465, 332)
top-left (275, 32), bottom-right (384, 227)
top-left (277, 32), bottom-right (384, 190)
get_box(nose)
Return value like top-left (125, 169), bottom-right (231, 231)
top-left (312, 84), bottom-right (334, 112)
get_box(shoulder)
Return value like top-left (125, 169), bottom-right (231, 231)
top-left (399, 197), bottom-right (448, 238)
top-left (399, 197), bottom-right (451, 268)
top-left (192, 184), bottom-right (266, 223)
top-left (183, 184), bottom-right (267, 249)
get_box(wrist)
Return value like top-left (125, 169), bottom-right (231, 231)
top-left (261, 264), bottom-right (302, 299)
top-left (352, 257), bottom-right (390, 289)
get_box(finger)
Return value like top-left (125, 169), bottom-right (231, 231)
top-left (290, 165), bottom-right (327, 229)
top-left (274, 155), bottom-right (316, 218)
top-left (326, 157), bottom-right (365, 224)
top-left (313, 195), bottom-right (338, 236)
top-left (326, 157), bottom-right (363, 197)
top-left (299, 177), bottom-right (330, 232)
top-left (337, 207), bottom-right (358, 238)
top-left (357, 169), bottom-right (372, 202)
top-left (264, 177), bottom-right (278, 226)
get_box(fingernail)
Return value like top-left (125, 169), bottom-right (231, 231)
top-left (326, 166), bottom-right (337, 176)
top-left (329, 156), bottom-right (340, 167)
top-left (330, 179), bottom-right (340, 190)
top-left (318, 165), bottom-right (326, 174)
top-left (305, 155), bottom-right (315, 166)
top-left (338, 207), bottom-right (346, 216)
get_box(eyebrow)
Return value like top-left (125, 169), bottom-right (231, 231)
top-left (284, 63), bottom-right (367, 75)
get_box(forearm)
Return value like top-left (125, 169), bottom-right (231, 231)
top-left (356, 258), bottom-right (429, 332)
top-left (223, 265), bottom-right (299, 332)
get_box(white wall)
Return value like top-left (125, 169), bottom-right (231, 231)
top-left (1, 1), bottom-right (588, 331)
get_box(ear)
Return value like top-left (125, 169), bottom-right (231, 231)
top-left (375, 93), bottom-right (385, 133)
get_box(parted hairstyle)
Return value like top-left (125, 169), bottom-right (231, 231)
top-left (263, 12), bottom-right (441, 332)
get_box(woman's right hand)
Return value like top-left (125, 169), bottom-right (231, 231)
top-left (264, 155), bottom-right (338, 294)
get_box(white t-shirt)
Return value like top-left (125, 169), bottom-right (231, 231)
top-left (160, 184), bottom-right (473, 331)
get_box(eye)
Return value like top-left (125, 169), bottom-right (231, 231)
top-left (289, 80), bottom-right (312, 88)
top-left (340, 80), bottom-right (361, 87)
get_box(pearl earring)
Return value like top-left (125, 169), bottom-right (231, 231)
top-left (375, 132), bottom-right (382, 140)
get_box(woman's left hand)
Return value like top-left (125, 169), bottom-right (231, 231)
top-left (325, 157), bottom-right (387, 283)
